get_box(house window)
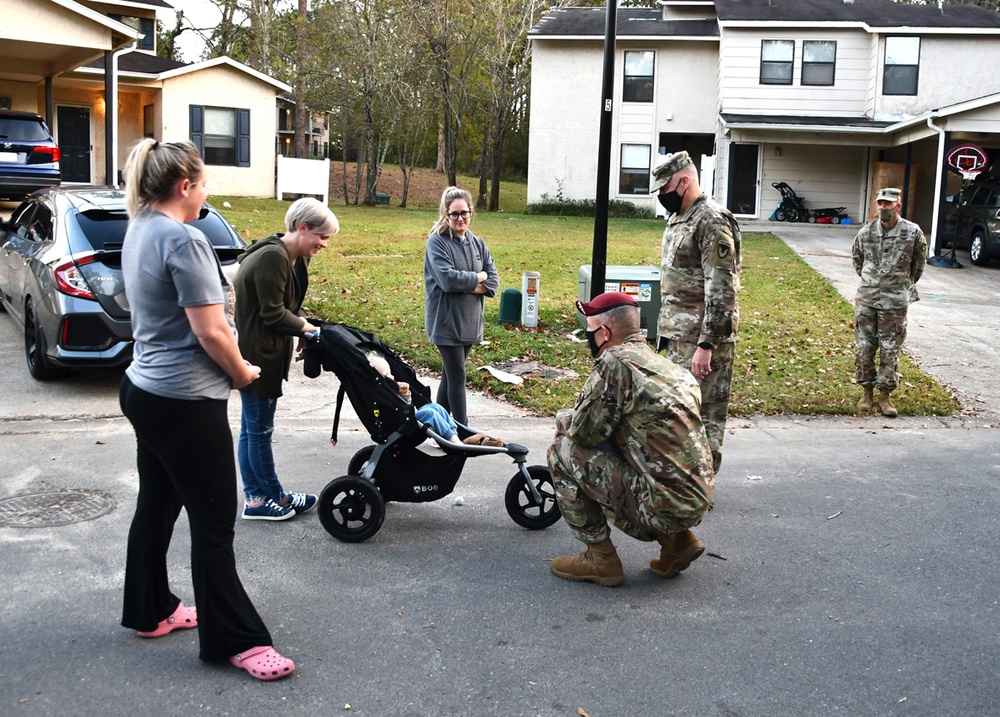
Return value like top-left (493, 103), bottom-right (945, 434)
top-left (802, 41), bottom-right (836, 86)
top-left (884, 36), bottom-right (920, 96)
top-left (619, 144), bottom-right (650, 195)
top-left (111, 15), bottom-right (155, 52)
top-left (760, 40), bottom-right (794, 85)
top-left (188, 105), bottom-right (251, 167)
top-left (623, 51), bottom-right (654, 103)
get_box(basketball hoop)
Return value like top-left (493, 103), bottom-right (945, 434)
top-left (947, 144), bottom-right (989, 180)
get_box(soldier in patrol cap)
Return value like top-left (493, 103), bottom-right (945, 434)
top-left (546, 291), bottom-right (715, 587)
top-left (852, 187), bottom-right (927, 416)
top-left (652, 151), bottom-right (742, 473)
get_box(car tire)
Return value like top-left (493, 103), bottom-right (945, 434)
top-left (24, 300), bottom-right (69, 380)
top-left (970, 231), bottom-right (990, 266)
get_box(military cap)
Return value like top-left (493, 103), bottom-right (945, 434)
top-left (876, 187), bottom-right (902, 202)
top-left (650, 151), bottom-right (693, 193)
top-left (576, 291), bottom-right (639, 316)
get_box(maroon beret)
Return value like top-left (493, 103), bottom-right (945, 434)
top-left (576, 291), bottom-right (639, 316)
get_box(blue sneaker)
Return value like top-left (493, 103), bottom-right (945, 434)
top-left (284, 492), bottom-right (317, 515)
top-left (242, 499), bottom-right (294, 521)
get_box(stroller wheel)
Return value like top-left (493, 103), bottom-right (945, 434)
top-left (348, 445), bottom-right (376, 476)
top-left (774, 208), bottom-right (787, 222)
top-left (505, 465), bottom-right (561, 530)
top-left (808, 214), bottom-right (816, 223)
top-left (318, 476), bottom-right (386, 542)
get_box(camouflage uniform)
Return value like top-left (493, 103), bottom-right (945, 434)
top-left (852, 216), bottom-right (927, 391)
top-left (547, 334), bottom-right (715, 545)
top-left (657, 194), bottom-right (741, 472)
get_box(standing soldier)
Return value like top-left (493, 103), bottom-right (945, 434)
top-left (653, 151), bottom-right (741, 473)
top-left (546, 292), bottom-right (715, 587)
top-left (852, 187), bottom-right (927, 417)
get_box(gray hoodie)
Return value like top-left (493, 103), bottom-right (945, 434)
top-left (423, 227), bottom-right (499, 345)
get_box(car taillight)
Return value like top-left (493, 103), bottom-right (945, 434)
top-left (54, 256), bottom-right (95, 299)
top-left (30, 146), bottom-right (60, 162)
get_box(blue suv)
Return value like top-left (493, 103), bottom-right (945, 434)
top-left (0, 111), bottom-right (61, 201)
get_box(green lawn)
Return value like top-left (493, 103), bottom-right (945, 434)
top-left (213, 189), bottom-right (960, 418)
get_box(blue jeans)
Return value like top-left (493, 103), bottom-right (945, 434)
top-left (415, 403), bottom-right (457, 440)
top-left (238, 392), bottom-right (284, 503)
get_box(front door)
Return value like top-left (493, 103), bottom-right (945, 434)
top-left (56, 106), bottom-right (91, 183)
top-left (726, 143), bottom-right (760, 217)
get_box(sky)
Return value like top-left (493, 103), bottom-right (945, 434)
top-left (157, 0), bottom-right (222, 63)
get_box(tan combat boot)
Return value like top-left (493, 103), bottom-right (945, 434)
top-left (649, 529), bottom-right (705, 578)
top-left (550, 538), bottom-right (625, 587)
top-left (878, 389), bottom-right (898, 417)
top-left (857, 386), bottom-right (874, 413)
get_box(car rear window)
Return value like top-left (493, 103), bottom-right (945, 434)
top-left (73, 207), bottom-right (245, 251)
top-left (0, 118), bottom-right (49, 142)
top-left (75, 210), bottom-right (129, 250)
top-left (191, 208), bottom-right (245, 248)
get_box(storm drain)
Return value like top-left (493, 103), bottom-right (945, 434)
top-left (0, 491), bottom-right (116, 528)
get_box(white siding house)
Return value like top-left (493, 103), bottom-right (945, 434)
top-left (527, 0), bottom-right (1000, 251)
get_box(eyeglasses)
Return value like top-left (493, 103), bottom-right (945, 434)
top-left (447, 211), bottom-right (472, 220)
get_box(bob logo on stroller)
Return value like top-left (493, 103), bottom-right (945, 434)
top-left (302, 321), bottom-right (562, 542)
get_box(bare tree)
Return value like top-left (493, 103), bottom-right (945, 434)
top-left (293, 0), bottom-right (309, 159)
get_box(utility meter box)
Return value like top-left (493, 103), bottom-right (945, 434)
top-left (577, 265), bottom-right (660, 340)
top-left (521, 271), bottom-right (540, 327)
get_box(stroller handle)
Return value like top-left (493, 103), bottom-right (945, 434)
top-left (273, 325), bottom-right (321, 342)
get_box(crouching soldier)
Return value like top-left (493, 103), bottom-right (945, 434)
top-left (547, 292), bottom-right (715, 587)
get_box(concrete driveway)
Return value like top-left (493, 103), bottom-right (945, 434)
top-left (746, 219), bottom-right (1000, 416)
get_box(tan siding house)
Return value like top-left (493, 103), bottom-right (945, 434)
top-left (0, 0), bottom-right (290, 198)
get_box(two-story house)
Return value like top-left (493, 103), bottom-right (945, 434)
top-left (527, 0), bottom-right (1000, 248)
top-left (1, 0), bottom-right (290, 197)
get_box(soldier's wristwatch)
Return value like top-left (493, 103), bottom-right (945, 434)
top-left (698, 342), bottom-right (712, 350)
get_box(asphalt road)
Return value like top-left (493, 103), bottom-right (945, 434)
top-left (1, 224), bottom-right (998, 716)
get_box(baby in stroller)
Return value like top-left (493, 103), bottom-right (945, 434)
top-left (363, 349), bottom-right (502, 448)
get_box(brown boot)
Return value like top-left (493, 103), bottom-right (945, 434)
top-left (550, 538), bottom-right (625, 587)
top-left (649, 530), bottom-right (705, 578)
top-left (857, 386), bottom-right (874, 413)
top-left (878, 389), bottom-right (898, 417)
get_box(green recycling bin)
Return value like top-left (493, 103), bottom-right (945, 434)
top-left (498, 288), bottom-right (522, 324)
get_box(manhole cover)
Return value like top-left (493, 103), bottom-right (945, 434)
top-left (0, 491), bottom-right (116, 528)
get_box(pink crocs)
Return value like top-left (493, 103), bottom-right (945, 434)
top-left (137, 602), bottom-right (198, 638)
top-left (230, 645), bottom-right (296, 681)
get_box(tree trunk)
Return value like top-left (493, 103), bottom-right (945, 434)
top-left (293, 0), bottom-right (308, 159)
top-left (340, 108), bottom-right (350, 205)
top-left (436, 123), bottom-right (446, 173)
top-left (476, 127), bottom-right (490, 209)
top-left (489, 135), bottom-right (504, 211)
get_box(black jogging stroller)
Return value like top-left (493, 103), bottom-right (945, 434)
top-left (771, 181), bottom-right (847, 223)
top-left (770, 182), bottom-right (809, 222)
top-left (302, 321), bottom-right (561, 542)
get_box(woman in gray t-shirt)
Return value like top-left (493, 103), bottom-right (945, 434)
top-left (118, 139), bottom-right (295, 681)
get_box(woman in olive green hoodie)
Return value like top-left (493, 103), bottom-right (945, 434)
top-left (233, 198), bottom-right (339, 521)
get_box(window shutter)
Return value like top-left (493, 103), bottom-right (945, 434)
top-left (189, 105), bottom-right (204, 155)
top-left (237, 108), bottom-right (251, 167)
top-left (140, 18), bottom-right (155, 51)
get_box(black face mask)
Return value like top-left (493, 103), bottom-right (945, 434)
top-left (585, 326), bottom-right (609, 358)
top-left (657, 180), bottom-right (686, 215)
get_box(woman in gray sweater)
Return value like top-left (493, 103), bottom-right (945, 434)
top-left (423, 187), bottom-right (500, 425)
